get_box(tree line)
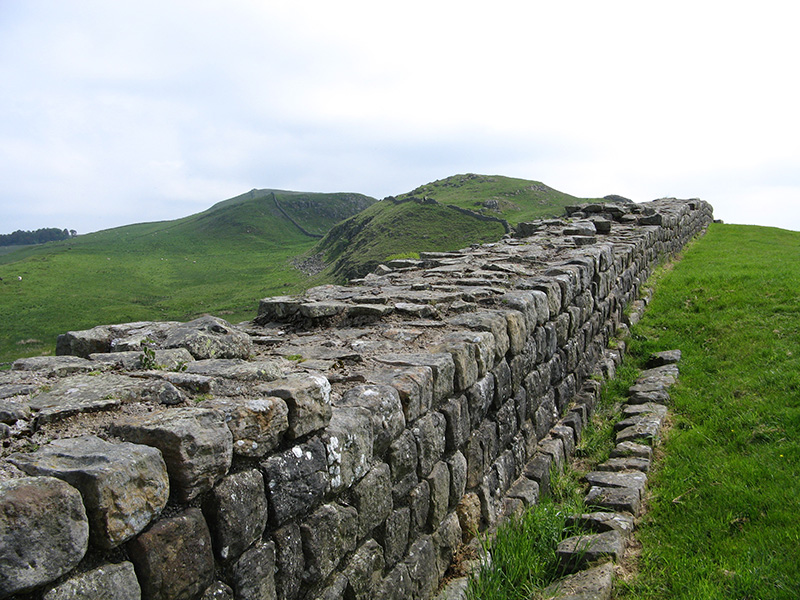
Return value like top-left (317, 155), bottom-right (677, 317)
top-left (0, 228), bottom-right (77, 246)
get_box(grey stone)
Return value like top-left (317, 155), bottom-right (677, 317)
top-left (434, 577), bottom-right (468, 600)
top-left (201, 582), bottom-right (235, 600)
top-left (440, 395), bottom-right (470, 452)
top-left (584, 470), bottom-right (647, 493)
top-left (231, 541), bottom-right (277, 600)
top-left (56, 321), bottom-right (180, 357)
top-left (185, 358), bottom-right (282, 381)
top-left (127, 508), bottom-right (214, 600)
top-left (12, 355), bottom-right (95, 377)
top-left (271, 522), bottom-right (303, 600)
top-left (10, 435), bottom-right (169, 548)
top-left (427, 461), bottom-right (451, 530)
top-left (200, 395), bottom-right (288, 457)
top-left (43, 562), bottom-right (140, 600)
top-left (367, 365), bottom-right (433, 422)
top-left (163, 315), bottom-right (253, 359)
top-left (405, 535), bottom-right (439, 600)
top-left (380, 507), bottom-right (411, 568)
top-left (610, 441), bottom-right (653, 460)
top-left (466, 374), bottom-right (494, 427)
top-left (203, 469), bottom-right (268, 563)
top-left (388, 429), bottom-right (419, 502)
top-left (566, 512), bottom-right (635, 537)
top-left (0, 399), bottom-right (31, 423)
top-left (447, 450), bottom-right (468, 508)
top-left (300, 503), bottom-right (358, 584)
top-left (450, 311), bottom-right (510, 362)
top-left (409, 479), bottom-right (431, 535)
top-left (628, 388), bottom-right (670, 405)
top-left (377, 353), bottom-right (455, 406)
top-left (647, 349), bottom-right (682, 367)
top-left (258, 372), bottom-right (332, 439)
top-left (433, 512), bottom-right (463, 580)
top-left (353, 462), bottom-right (393, 539)
top-left (112, 407), bottom-right (232, 502)
top-left (523, 452), bottom-right (552, 499)
top-left (376, 564), bottom-right (414, 600)
top-left (433, 336), bottom-right (478, 391)
top-left (89, 348), bottom-right (194, 371)
top-left (338, 384), bottom-right (405, 457)
top-left (29, 373), bottom-right (183, 425)
top-left (557, 530), bottom-right (624, 572)
top-left (543, 561), bottom-right (614, 600)
top-left (507, 476), bottom-right (540, 507)
top-left (413, 411), bottom-right (447, 478)
top-left (596, 457), bottom-right (651, 472)
top-left (0, 477), bottom-right (88, 597)
top-left (585, 486), bottom-right (642, 515)
top-left (324, 405), bottom-right (373, 492)
top-left (261, 437), bottom-right (329, 524)
top-left (343, 539), bottom-right (385, 600)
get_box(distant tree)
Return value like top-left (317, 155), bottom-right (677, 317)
top-left (0, 227), bottom-right (76, 246)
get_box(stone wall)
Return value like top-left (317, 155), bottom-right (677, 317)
top-left (0, 199), bottom-right (713, 600)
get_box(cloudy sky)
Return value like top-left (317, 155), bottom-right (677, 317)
top-left (2, 1), bottom-right (799, 234)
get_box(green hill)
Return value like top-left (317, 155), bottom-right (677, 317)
top-left (0, 190), bottom-right (375, 362)
top-left (314, 174), bottom-right (601, 281)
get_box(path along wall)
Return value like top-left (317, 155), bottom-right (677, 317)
top-left (0, 199), bottom-right (713, 600)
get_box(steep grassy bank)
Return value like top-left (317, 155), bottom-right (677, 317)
top-left (620, 224), bottom-right (800, 598)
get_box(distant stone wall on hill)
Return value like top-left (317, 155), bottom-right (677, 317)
top-left (0, 198), bottom-right (713, 600)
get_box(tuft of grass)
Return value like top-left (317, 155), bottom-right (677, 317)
top-left (466, 500), bottom-right (585, 600)
top-left (617, 223), bottom-right (800, 598)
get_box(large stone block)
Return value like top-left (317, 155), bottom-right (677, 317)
top-left (43, 562), bottom-right (140, 600)
top-left (440, 395), bottom-right (470, 452)
top-left (231, 541), bottom-right (277, 600)
top-left (353, 462), bottom-right (392, 539)
top-left (127, 508), bottom-right (214, 600)
top-left (272, 522), bottom-right (303, 600)
top-left (203, 469), bottom-right (268, 563)
top-left (324, 406), bottom-right (373, 493)
top-left (300, 503), bottom-right (358, 584)
top-left (10, 435), bottom-right (168, 548)
top-left (163, 315), bottom-right (253, 359)
top-left (261, 437), bottom-right (329, 525)
top-left (412, 411), bottom-right (446, 478)
top-left (112, 407), bottom-right (232, 502)
top-left (338, 384), bottom-right (405, 457)
top-left (343, 539), bottom-right (385, 600)
top-left (377, 353), bottom-right (455, 406)
top-left (258, 372), bottom-right (332, 439)
top-left (0, 477), bottom-right (88, 598)
top-left (388, 429), bottom-right (419, 502)
top-left (199, 395), bottom-right (289, 457)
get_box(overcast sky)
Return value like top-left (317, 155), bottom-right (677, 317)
top-left (2, 1), bottom-right (799, 235)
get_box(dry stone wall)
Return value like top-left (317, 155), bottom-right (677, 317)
top-left (0, 199), bottom-right (713, 600)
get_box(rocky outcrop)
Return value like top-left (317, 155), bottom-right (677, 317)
top-left (0, 199), bottom-right (712, 599)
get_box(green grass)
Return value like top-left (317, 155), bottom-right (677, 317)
top-left (617, 224), bottom-right (800, 599)
top-left (0, 189), bottom-right (373, 363)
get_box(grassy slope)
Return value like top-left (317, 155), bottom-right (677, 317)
top-left (400, 173), bottom-right (600, 223)
top-left (620, 224), bottom-right (800, 598)
top-left (0, 190), bottom-right (374, 362)
top-left (315, 174), bottom-right (597, 281)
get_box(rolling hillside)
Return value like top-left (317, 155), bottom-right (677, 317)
top-left (314, 174), bottom-right (603, 280)
top-left (0, 190), bottom-right (375, 362)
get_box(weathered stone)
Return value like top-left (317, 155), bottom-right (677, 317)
top-left (543, 561), bottom-right (614, 600)
top-left (647, 349), bottom-right (682, 367)
top-left (261, 437), bottom-right (329, 524)
top-left (112, 407), bottom-right (232, 502)
top-left (231, 541), bottom-right (277, 600)
top-left (433, 512), bottom-right (463, 580)
top-left (466, 373), bottom-right (494, 427)
top-left (377, 353), bottom-right (455, 406)
top-left (434, 336), bottom-right (479, 391)
top-left (584, 470), bottom-right (647, 493)
top-left (376, 563), bottom-right (415, 600)
top-left (163, 315), bottom-right (253, 359)
top-left (56, 321), bottom-right (180, 357)
top-left (353, 462), bottom-right (392, 539)
top-left (343, 539), bottom-right (385, 600)
top-left (258, 372), bottom-right (332, 439)
top-left (324, 405), bottom-right (373, 492)
top-left (596, 456), bottom-right (651, 472)
top-left (557, 530), bottom-right (624, 572)
top-left (447, 450), bottom-right (468, 508)
top-left (42, 562), bottom-right (140, 600)
top-left (507, 476), bottom-right (540, 507)
top-left (127, 508), bottom-right (214, 600)
top-left (585, 486), bottom-right (642, 515)
top-left (566, 512), bottom-right (635, 537)
top-left (456, 492), bottom-right (482, 541)
top-left (610, 441), bottom-right (653, 460)
top-left (300, 503), bottom-right (358, 584)
top-left (413, 411), bottom-right (447, 478)
top-left (367, 365), bottom-right (433, 422)
top-left (29, 373), bottom-right (182, 425)
top-left (200, 395), bottom-right (288, 457)
top-left (89, 348), bottom-right (194, 371)
top-left (523, 452), bottom-right (552, 499)
top-left (388, 429), bottom-right (419, 502)
top-left (409, 479), bottom-right (431, 535)
top-left (615, 415), bottom-right (663, 444)
top-left (201, 581), bottom-right (235, 600)
top-left (0, 477), bottom-right (88, 597)
top-left (338, 384), bottom-right (405, 457)
top-left (379, 507), bottom-right (411, 568)
top-left (203, 469), bottom-right (268, 563)
top-left (9, 435), bottom-right (169, 548)
top-left (440, 394), bottom-right (470, 452)
top-left (185, 358), bottom-right (282, 381)
top-left (405, 535), bottom-right (439, 600)
top-left (427, 461), bottom-right (451, 530)
top-left (450, 311), bottom-right (510, 362)
top-left (272, 522), bottom-right (303, 600)
top-left (12, 355), bottom-right (95, 377)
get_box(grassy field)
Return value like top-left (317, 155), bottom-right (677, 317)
top-left (0, 189), bottom-right (373, 363)
top-left (465, 223), bottom-right (800, 599)
top-left (618, 224), bottom-right (800, 599)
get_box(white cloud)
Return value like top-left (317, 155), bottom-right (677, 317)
top-left (1, 0), bottom-right (799, 233)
